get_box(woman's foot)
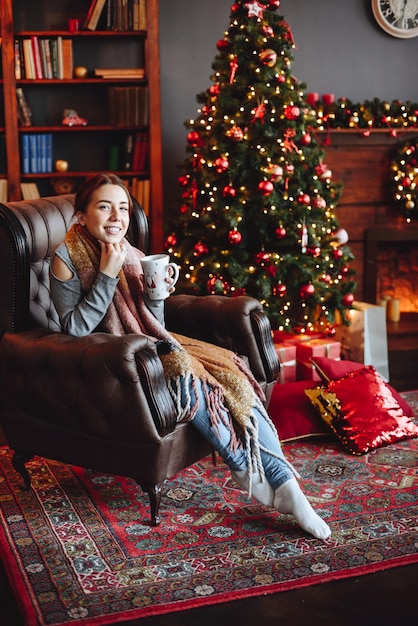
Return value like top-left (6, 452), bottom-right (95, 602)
top-left (231, 469), bottom-right (274, 507)
top-left (273, 477), bottom-right (331, 540)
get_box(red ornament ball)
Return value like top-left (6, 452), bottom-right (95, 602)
top-left (180, 204), bottom-right (188, 214)
top-left (342, 293), bottom-right (355, 307)
top-left (299, 283), bottom-right (315, 298)
top-left (165, 234), bottom-right (177, 248)
top-left (273, 283), bottom-right (287, 297)
top-left (307, 246), bottom-right (321, 257)
top-left (228, 229), bottom-right (242, 245)
top-left (255, 251), bottom-right (270, 266)
top-left (187, 131), bottom-right (203, 147)
top-left (268, 0), bottom-right (281, 8)
top-left (214, 157), bottom-right (229, 173)
top-left (297, 193), bottom-right (311, 205)
top-left (284, 105), bottom-right (300, 120)
top-left (275, 225), bottom-right (287, 239)
top-left (312, 196), bottom-right (326, 209)
top-left (178, 175), bottom-right (189, 187)
top-left (223, 185), bottom-right (236, 198)
top-left (258, 180), bottom-right (274, 196)
top-left (332, 248), bottom-right (344, 259)
top-left (209, 84), bottom-right (221, 97)
top-left (193, 242), bottom-right (209, 257)
top-left (216, 39), bottom-right (230, 51)
top-left (300, 132), bottom-right (312, 145)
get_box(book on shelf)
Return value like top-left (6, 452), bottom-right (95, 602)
top-left (131, 131), bottom-right (149, 171)
top-left (94, 67), bottom-right (145, 79)
top-left (16, 88), bottom-right (32, 127)
top-left (0, 179), bottom-right (8, 204)
top-left (14, 40), bottom-right (22, 80)
top-left (122, 133), bottom-right (134, 170)
top-left (61, 39), bottom-right (73, 80)
top-left (22, 38), bottom-right (35, 79)
top-left (30, 36), bottom-right (43, 80)
top-left (126, 177), bottom-right (150, 215)
top-left (20, 182), bottom-right (41, 200)
top-left (84, 0), bottom-right (108, 31)
top-left (108, 86), bottom-right (149, 126)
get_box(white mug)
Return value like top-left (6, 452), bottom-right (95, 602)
top-left (140, 253), bottom-right (179, 300)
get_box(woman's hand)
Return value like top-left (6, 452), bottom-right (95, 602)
top-left (98, 241), bottom-right (127, 278)
top-left (166, 265), bottom-right (176, 294)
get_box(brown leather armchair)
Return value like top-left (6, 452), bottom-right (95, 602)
top-left (0, 194), bottom-right (280, 525)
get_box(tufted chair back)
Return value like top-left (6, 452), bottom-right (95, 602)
top-left (0, 194), bottom-right (148, 337)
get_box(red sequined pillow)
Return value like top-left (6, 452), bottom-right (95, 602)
top-left (310, 356), bottom-right (415, 418)
top-left (268, 380), bottom-right (329, 442)
top-left (304, 366), bottom-right (418, 455)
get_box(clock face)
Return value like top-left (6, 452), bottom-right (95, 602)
top-left (372, 0), bottom-right (418, 38)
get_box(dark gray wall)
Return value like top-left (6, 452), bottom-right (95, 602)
top-left (159, 0), bottom-right (418, 216)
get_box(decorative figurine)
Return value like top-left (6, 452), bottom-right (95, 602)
top-left (61, 109), bottom-right (88, 127)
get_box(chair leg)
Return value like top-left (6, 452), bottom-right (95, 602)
top-left (140, 483), bottom-right (163, 526)
top-left (12, 452), bottom-right (34, 490)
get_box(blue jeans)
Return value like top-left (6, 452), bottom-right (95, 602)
top-left (180, 378), bottom-right (293, 490)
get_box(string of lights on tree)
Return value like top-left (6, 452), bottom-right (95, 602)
top-left (166, 0), bottom-right (357, 333)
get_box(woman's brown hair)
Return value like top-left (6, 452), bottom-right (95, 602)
top-left (74, 173), bottom-right (133, 215)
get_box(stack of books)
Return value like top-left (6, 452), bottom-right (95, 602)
top-left (84, 0), bottom-right (147, 31)
top-left (20, 182), bottom-right (41, 200)
top-left (15, 36), bottom-right (73, 80)
top-left (94, 68), bottom-right (145, 79)
top-left (108, 86), bottom-right (149, 126)
top-left (21, 134), bottom-right (53, 174)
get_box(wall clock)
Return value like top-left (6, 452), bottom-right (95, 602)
top-left (371, 0), bottom-right (418, 38)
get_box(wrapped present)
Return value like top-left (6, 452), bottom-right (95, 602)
top-left (274, 342), bottom-right (297, 384)
top-left (296, 338), bottom-right (341, 381)
top-left (334, 301), bottom-right (389, 382)
top-left (272, 330), bottom-right (322, 346)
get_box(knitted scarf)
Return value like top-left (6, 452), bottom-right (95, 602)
top-left (65, 223), bottom-right (280, 482)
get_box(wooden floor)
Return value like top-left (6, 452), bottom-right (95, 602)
top-left (1, 348), bottom-right (417, 626)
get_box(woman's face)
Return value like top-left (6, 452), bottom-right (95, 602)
top-left (77, 184), bottom-right (130, 243)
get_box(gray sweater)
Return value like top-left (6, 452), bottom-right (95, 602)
top-left (50, 243), bottom-right (165, 337)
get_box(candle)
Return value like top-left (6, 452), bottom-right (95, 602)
top-left (322, 94), bottom-right (336, 106)
top-left (387, 298), bottom-right (401, 323)
top-left (307, 92), bottom-right (319, 106)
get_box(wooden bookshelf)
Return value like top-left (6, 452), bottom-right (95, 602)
top-left (0, 0), bottom-right (164, 251)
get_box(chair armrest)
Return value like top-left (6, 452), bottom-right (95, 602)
top-left (0, 329), bottom-right (177, 442)
top-left (165, 295), bottom-right (280, 396)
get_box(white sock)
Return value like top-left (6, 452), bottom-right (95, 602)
top-left (231, 469), bottom-right (274, 507)
top-left (273, 477), bottom-right (331, 540)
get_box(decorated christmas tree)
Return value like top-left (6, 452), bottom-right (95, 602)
top-left (166, 0), bottom-right (356, 333)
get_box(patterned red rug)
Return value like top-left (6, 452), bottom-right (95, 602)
top-left (1, 390), bottom-right (417, 625)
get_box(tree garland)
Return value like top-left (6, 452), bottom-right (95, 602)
top-left (390, 138), bottom-right (418, 221)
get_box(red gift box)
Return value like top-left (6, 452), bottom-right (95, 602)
top-left (272, 331), bottom-right (321, 346)
top-left (296, 338), bottom-right (341, 381)
top-left (274, 342), bottom-right (297, 384)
